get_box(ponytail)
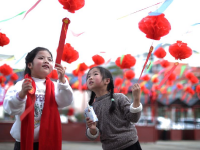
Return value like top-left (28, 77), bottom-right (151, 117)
top-left (109, 79), bottom-right (116, 113)
top-left (89, 91), bottom-right (96, 106)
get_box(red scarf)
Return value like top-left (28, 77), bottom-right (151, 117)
top-left (20, 74), bottom-right (62, 150)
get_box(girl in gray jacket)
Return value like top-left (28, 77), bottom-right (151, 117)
top-left (85, 66), bottom-right (142, 150)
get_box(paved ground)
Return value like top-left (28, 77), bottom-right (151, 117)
top-left (0, 140), bottom-right (200, 150)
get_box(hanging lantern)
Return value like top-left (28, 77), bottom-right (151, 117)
top-left (115, 54), bottom-right (136, 69)
top-left (152, 77), bottom-right (159, 83)
top-left (125, 70), bottom-right (135, 80)
top-left (141, 74), bottom-right (150, 81)
top-left (58, 0), bottom-right (85, 13)
top-left (196, 85), bottom-right (200, 99)
top-left (153, 47), bottom-right (166, 58)
top-left (169, 41), bottom-right (192, 60)
top-left (114, 77), bottom-right (123, 87)
top-left (138, 13), bottom-right (171, 40)
top-left (0, 32), bottom-right (10, 47)
top-left (61, 43), bottom-right (79, 63)
top-left (176, 83), bottom-right (183, 89)
top-left (10, 73), bottom-right (18, 81)
top-left (92, 54), bottom-right (105, 65)
top-left (160, 60), bottom-right (170, 68)
top-left (0, 64), bottom-right (13, 76)
top-left (48, 69), bottom-right (58, 80)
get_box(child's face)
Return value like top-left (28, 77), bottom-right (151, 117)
top-left (28, 50), bottom-right (53, 79)
top-left (86, 68), bottom-right (106, 91)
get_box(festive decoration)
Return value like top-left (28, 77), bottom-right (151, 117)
top-left (148, 0), bottom-right (173, 16)
top-left (169, 41), bottom-right (192, 60)
top-left (115, 54), bottom-right (136, 69)
top-left (141, 74), bottom-right (150, 81)
top-left (10, 73), bottom-right (19, 81)
top-left (58, 0), bottom-right (85, 13)
top-left (48, 69), bottom-right (58, 80)
top-left (61, 43), bottom-right (79, 63)
top-left (55, 18), bottom-right (70, 67)
top-left (153, 47), bottom-right (166, 58)
top-left (196, 85), bottom-right (200, 99)
top-left (125, 70), bottom-right (135, 80)
top-left (138, 45), bottom-right (153, 82)
top-left (0, 11), bottom-right (25, 23)
top-left (160, 60), bottom-right (170, 68)
top-left (158, 62), bottom-right (179, 88)
top-left (138, 13), bottom-right (171, 40)
top-left (0, 32), bottom-right (10, 47)
top-left (92, 54), bottom-right (105, 65)
top-left (114, 77), bottom-right (123, 87)
top-left (0, 64), bottom-right (13, 76)
top-left (23, 0), bottom-right (41, 19)
top-left (152, 77), bottom-right (159, 83)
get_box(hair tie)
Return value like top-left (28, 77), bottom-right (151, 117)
top-left (111, 98), bottom-right (115, 102)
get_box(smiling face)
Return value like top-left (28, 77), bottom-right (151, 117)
top-left (86, 67), bottom-right (110, 93)
top-left (28, 50), bottom-right (53, 79)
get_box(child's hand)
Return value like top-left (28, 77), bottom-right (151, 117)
top-left (19, 79), bottom-right (33, 99)
top-left (131, 83), bottom-right (141, 108)
top-left (86, 117), bottom-right (97, 135)
top-left (55, 63), bottom-right (66, 84)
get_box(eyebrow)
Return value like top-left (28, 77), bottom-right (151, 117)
top-left (37, 55), bottom-right (52, 58)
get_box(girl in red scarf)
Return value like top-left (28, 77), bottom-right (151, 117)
top-left (3, 47), bottom-right (74, 150)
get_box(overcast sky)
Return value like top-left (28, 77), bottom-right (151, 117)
top-left (0, 0), bottom-right (200, 73)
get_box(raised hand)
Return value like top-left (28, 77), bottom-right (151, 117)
top-left (19, 79), bottom-right (33, 99)
top-left (55, 63), bottom-right (66, 83)
top-left (131, 83), bottom-right (141, 108)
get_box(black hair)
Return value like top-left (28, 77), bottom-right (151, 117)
top-left (24, 47), bottom-right (53, 76)
top-left (87, 66), bottom-right (116, 113)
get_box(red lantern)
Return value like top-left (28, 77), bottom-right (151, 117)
top-left (115, 54), bottom-right (136, 69)
top-left (10, 73), bottom-right (18, 81)
top-left (0, 32), bottom-right (10, 47)
top-left (185, 72), bottom-right (194, 80)
top-left (141, 74), bottom-right (150, 81)
top-left (58, 0), bottom-right (85, 13)
top-left (73, 63), bottom-right (88, 76)
top-left (0, 76), bottom-right (6, 83)
top-left (168, 73), bottom-right (176, 81)
top-left (153, 47), bottom-right (166, 58)
top-left (92, 54), bottom-right (105, 65)
top-left (48, 69), bottom-right (58, 80)
top-left (196, 85), bottom-right (200, 99)
top-left (61, 43), bottom-right (79, 63)
top-left (152, 77), bottom-right (159, 83)
top-left (176, 83), bottom-right (183, 89)
top-left (138, 13), bottom-right (171, 40)
top-left (169, 41), bottom-right (192, 60)
top-left (160, 60), bottom-right (170, 68)
top-left (125, 70), bottom-right (135, 80)
top-left (0, 64), bottom-right (13, 76)
top-left (114, 77), bottom-right (123, 87)
top-left (190, 76), bottom-right (199, 84)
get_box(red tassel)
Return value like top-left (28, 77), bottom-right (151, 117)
top-left (158, 62), bottom-right (179, 88)
top-left (138, 46), bottom-right (153, 82)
